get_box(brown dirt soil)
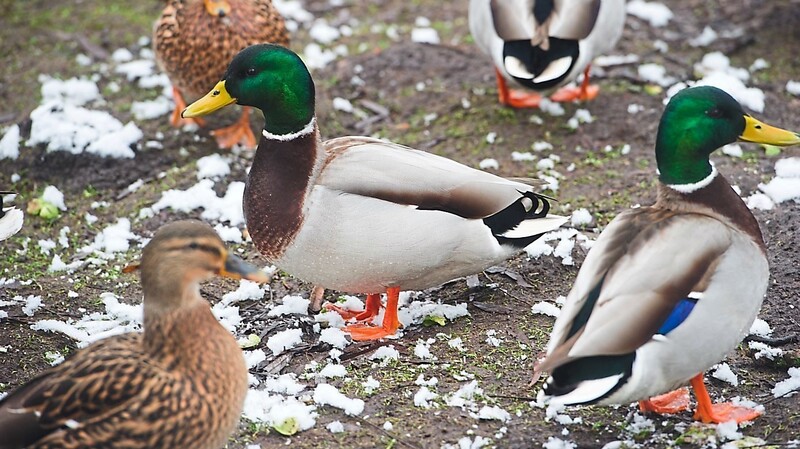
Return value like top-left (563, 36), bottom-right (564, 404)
top-left (1, 0), bottom-right (799, 448)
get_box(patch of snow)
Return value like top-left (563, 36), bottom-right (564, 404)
top-left (196, 154), bottom-right (231, 180)
top-left (266, 328), bottom-right (303, 355)
top-left (131, 97), bottom-right (172, 120)
top-left (626, 0), bottom-right (673, 27)
top-left (370, 345), bottom-right (400, 362)
top-left (638, 63), bottom-right (675, 87)
top-left (689, 26), bottom-right (718, 47)
top-left (150, 179), bottom-right (245, 226)
top-left (242, 389), bottom-right (317, 430)
top-left (542, 436), bottom-right (577, 449)
top-left (476, 405), bottom-right (511, 422)
top-left (332, 97), bottom-right (354, 113)
top-left (479, 158), bottom-right (499, 170)
top-left (721, 143), bottom-right (743, 158)
top-left (42, 186), bottom-right (67, 211)
top-left (748, 341), bottom-right (783, 360)
top-left (309, 19), bottom-right (340, 44)
top-left (716, 420), bottom-right (742, 441)
top-left (787, 80), bottom-right (800, 96)
top-left (531, 302), bottom-right (560, 318)
top-left (744, 193), bottom-right (774, 211)
top-left (313, 383), bottom-right (364, 415)
top-left (268, 295), bottom-right (309, 317)
top-left (214, 223), bottom-right (243, 243)
top-left (570, 208), bottom-right (592, 227)
top-left (0, 125), bottom-right (20, 160)
top-left (512, 151), bottom-right (536, 161)
top-left (414, 386), bottom-right (438, 408)
top-left (749, 318), bottom-right (772, 337)
top-left (319, 363), bottom-right (347, 378)
top-left (326, 420), bottom-right (345, 433)
top-left (411, 27), bottom-right (440, 44)
top-left (711, 363), bottom-right (739, 386)
top-left (772, 367), bottom-right (800, 398)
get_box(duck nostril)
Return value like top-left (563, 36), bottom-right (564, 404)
top-left (218, 9), bottom-right (226, 17)
top-left (212, 90), bottom-right (220, 96)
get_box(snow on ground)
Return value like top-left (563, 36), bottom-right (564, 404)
top-left (772, 368), bottom-right (800, 398)
top-left (626, 0), bottom-right (673, 27)
top-left (31, 292), bottom-right (142, 348)
top-left (0, 125), bottom-right (20, 160)
top-left (759, 157), bottom-right (800, 204)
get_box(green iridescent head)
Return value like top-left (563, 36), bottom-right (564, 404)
top-left (655, 86), bottom-right (799, 185)
top-left (182, 44), bottom-right (315, 136)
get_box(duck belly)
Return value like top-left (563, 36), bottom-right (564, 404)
top-left (275, 190), bottom-right (516, 293)
top-left (600, 236), bottom-right (768, 404)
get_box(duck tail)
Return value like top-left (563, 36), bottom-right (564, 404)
top-left (484, 192), bottom-right (567, 248)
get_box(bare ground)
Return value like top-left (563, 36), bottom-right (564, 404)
top-left (1, 0), bottom-right (799, 448)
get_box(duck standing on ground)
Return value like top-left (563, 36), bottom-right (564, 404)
top-left (535, 86), bottom-right (800, 423)
top-left (182, 44), bottom-right (568, 341)
top-left (0, 191), bottom-right (23, 241)
top-left (0, 220), bottom-right (271, 448)
top-left (469, 0), bottom-right (625, 108)
top-left (154, 0), bottom-right (289, 149)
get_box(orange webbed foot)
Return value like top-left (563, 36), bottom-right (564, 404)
top-left (342, 287), bottom-right (401, 341)
top-left (639, 388), bottom-right (691, 415)
top-left (693, 402), bottom-right (763, 424)
top-left (210, 107), bottom-right (257, 150)
top-left (549, 84), bottom-right (600, 102)
top-left (690, 374), bottom-right (761, 424)
top-left (325, 294), bottom-right (382, 322)
top-left (495, 67), bottom-right (542, 108)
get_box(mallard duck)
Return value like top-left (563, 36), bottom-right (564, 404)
top-left (534, 86), bottom-right (800, 423)
top-left (154, 0), bottom-right (289, 149)
top-left (0, 220), bottom-right (270, 448)
top-left (0, 191), bottom-right (23, 241)
top-left (181, 44), bottom-right (568, 341)
top-left (469, 0), bottom-right (626, 108)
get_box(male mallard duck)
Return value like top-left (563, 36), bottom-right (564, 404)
top-left (534, 86), bottom-right (800, 423)
top-left (469, 0), bottom-right (625, 108)
top-left (0, 220), bottom-right (270, 448)
top-left (182, 44), bottom-right (568, 341)
top-left (154, 0), bottom-right (289, 149)
top-left (0, 191), bottom-right (23, 241)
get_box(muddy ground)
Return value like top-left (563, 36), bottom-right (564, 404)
top-left (1, 0), bottom-right (799, 448)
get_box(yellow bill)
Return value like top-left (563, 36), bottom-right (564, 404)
top-left (182, 81), bottom-right (236, 118)
top-left (740, 115), bottom-right (800, 146)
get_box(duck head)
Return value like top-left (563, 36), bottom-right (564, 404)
top-left (125, 220), bottom-right (269, 310)
top-left (655, 86), bottom-right (800, 186)
top-left (182, 44), bottom-right (315, 136)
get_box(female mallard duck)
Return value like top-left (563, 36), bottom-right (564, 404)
top-left (469, 0), bottom-right (626, 108)
top-left (181, 44), bottom-right (568, 341)
top-left (534, 86), bottom-right (800, 423)
top-left (0, 191), bottom-right (23, 241)
top-left (0, 221), bottom-right (270, 448)
top-left (154, 0), bottom-right (289, 149)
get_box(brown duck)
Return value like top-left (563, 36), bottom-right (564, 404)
top-left (0, 220), bottom-right (270, 449)
top-left (154, 0), bottom-right (289, 149)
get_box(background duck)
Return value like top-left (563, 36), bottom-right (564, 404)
top-left (154, 0), bottom-right (289, 149)
top-left (0, 220), bottom-right (270, 449)
top-left (534, 86), bottom-right (800, 423)
top-left (0, 191), bottom-right (23, 241)
top-left (182, 44), bottom-right (568, 341)
top-left (469, 0), bottom-right (625, 108)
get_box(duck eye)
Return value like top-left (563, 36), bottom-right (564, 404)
top-left (706, 108), bottom-right (723, 118)
top-left (188, 242), bottom-right (199, 250)
top-left (246, 67), bottom-right (257, 76)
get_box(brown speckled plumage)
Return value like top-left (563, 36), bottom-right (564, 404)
top-left (0, 221), bottom-right (265, 449)
top-left (154, 0), bottom-right (289, 99)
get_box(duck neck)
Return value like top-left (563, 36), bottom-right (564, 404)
top-left (142, 288), bottom-right (232, 371)
top-left (245, 119), bottom-right (323, 260)
top-left (656, 174), bottom-right (765, 251)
